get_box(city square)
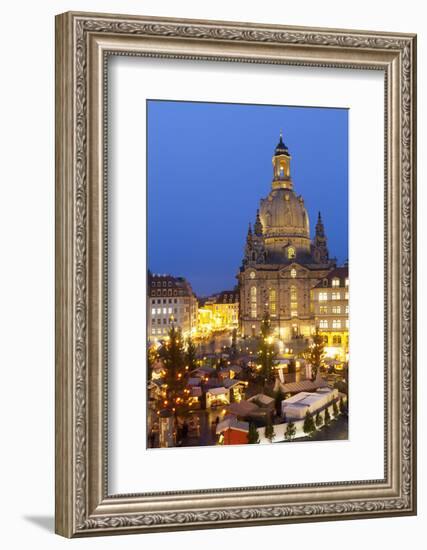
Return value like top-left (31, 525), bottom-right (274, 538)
top-left (147, 124), bottom-right (349, 448)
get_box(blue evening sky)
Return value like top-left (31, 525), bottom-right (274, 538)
top-left (147, 100), bottom-right (348, 297)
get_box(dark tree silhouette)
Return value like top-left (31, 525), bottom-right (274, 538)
top-left (248, 422), bottom-right (260, 444)
top-left (284, 421), bottom-right (296, 442)
top-left (332, 399), bottom-right (339, 418)
top-left (303, 411), bottom-right (316, 437)
top-left (264, 416), bottom-right (276, 443)
top-left (257, 313), bottom-right (277, 389)
top-left (300, 328), bottom-right (325, 381)
top-left (185, 336), bottom-right (197, 371)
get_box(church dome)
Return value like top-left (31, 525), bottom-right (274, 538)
top-left (259, 188), bottom-right (309, 239)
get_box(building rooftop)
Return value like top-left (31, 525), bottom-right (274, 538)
top-left (248, 393), bottom-right (275, 407)
top-left (277, 376), bottom-right (328, 394)
top-left (147, 271), bottom-right (195, 297)
top-left (216, 417), bottom-right (249, 434)
top-left (283, 390), bottom-right (334, 408)
top-left (274, 133), bottom-right (290, 156)
top-left (206, 386), bottom-right (228, 396)
top-left (227, 401), bottom-right (260, 417)
top-left (222, 378), bottom-right (247, 389)
top-left (314, 265), bottom-right (348, 289)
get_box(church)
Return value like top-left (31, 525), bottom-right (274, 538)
top-left (237, 132), bottom-right (337, 344)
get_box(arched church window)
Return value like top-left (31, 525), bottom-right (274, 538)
top-left (250, 286), bottom-right (257, 319)
top-left (288, 246), bottom-right (296, 259)
top-left (290, 285), bottom-right (298, 317)
top-left (269, 289), bottom-right (276, 315)
top-left (290, 286), bottom-right (297, 302)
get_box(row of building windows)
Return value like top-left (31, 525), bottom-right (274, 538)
top-left (152, 327), bottom-right (170, 335)
top-left (323, 334), bottom-right (346, 345)
top-left (151, 307), bottom-right (180, 315)
top-left (154, 317), bottom-right (175, 325)
top-left (152, 281), bottom-right (174, 287)
top-left (330, 277), bottom-right (349, 288)
top-left (151, 298), bottom-right (180, 305)
top-left (319, 305), bottom-right (349, 314)
top-left (318, 291), bottom-right (349, 301)
top-left (151, 289), bottom-right (186, 297)
top-left (319, 319), bottom-right (350, 329)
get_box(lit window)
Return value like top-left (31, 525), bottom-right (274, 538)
top-left (332, 305), bottom-right (341, 314)
top-left (290, 268), bottom-right (297, 278)
top-left (269, 288), bottom-right (277, 315)
top-left (288, 246), bottom-right (296, 259)
top-left (250, 286), bottom-right (257, 318)
top-left (291, 310), bottom-right (298, 317)
top-left (345, 278), bottom-right (349, 287)
top-left (320, 305), bottom-right (327, 314)
top-left (332, 319), bottom-right (342, 329)
top-left (332, 278), bottom-right (340, 287)
top-left (345, 305), bottom-right (349, 314)
top-left (319, 292), bottom-right (328, 301)
top-left (345, 291), bottom-right (349, 299)
top-left (290, 285), bottom-right (297, 302)
top-left (151, 308), bottom-right (156, 315)
top-left (331, 292), bottom-right (341, 300)
top-left (162, 308), bottom-right (167, 314)
top-left (319, 319), bottom-right (328, 328)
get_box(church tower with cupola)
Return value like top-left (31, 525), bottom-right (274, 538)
top-left (238, 132), bottom-right (336, 343)
top-left (272, 131), bottom-right (292, 190)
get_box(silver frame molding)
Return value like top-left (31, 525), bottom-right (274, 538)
top-left (55, 11), bottom-right (417, 538)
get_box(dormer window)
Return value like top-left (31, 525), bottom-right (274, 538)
top-left (332, 278), bottom-right (340, 287)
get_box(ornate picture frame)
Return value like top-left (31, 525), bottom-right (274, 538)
top-left (55, 11), bottom-right (416, 537)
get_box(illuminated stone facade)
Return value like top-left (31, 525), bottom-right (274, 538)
top-left (148, 272), bottom-right (198, 341)
top-left (197, 290), bottom-right (239, 335)
top-left (238, 133), bottom-right (336, 343)
top-left (311, 266), bottom-right (349, 361)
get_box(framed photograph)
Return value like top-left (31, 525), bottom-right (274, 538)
top-left (55, 11), bottom-right (417, 537)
